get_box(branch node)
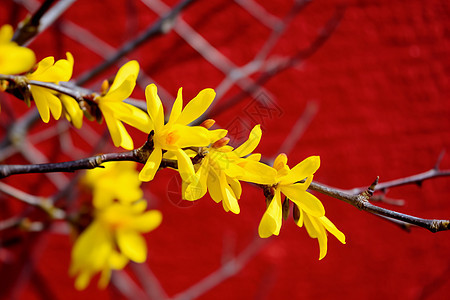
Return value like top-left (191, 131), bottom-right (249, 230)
top-left (356, 176), bottom-right (379, 208)
top-left (430, 219), bottom-right (450, 233)
top-left (434, 149), bottom-right (446, 170)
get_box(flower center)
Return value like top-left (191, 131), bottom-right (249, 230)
top-left (165, 130), bottom-right (180, 145)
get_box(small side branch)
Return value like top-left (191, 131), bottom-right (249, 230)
top-left (0, 151), bottom-right (138, 179)
top-left (309, 180), bottom-right (450, 233)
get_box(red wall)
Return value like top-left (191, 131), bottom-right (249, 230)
top-left (1, 0), bottom-right (449, 299)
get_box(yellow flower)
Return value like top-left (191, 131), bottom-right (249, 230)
top-left (258, 154), bottom-right (345, 259)
top-left (139, 84), bottom-right (217, 183)
top-left (26, 52), bottom-right (74, 123)
top-left (60, 94), bottom-right (83, 128)
top-left (296, 208), bottom-right (346, 260)
top-left (97, 60), bottom-right (152, 150)
top-left (0, 24), bottom-right (35, 75)
top-left (183, 125), bottom-right (277, 214)
top-left (82, 161), bottom-right (144, 208)
top-left (70, 199), bottom-right (162, 290)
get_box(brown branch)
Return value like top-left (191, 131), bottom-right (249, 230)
top-left (198, 5), bottom-right (345, 123)
top-left (308, 180), bottom-right (450, 233)
top-left (12, 0), bottom-right (57, 45)
top-left (0, 131), bottom-right (180, 179)
top-left (75, 0), bottom-right (197, 85)
top-left (344, 151), bottom-right (450, 194)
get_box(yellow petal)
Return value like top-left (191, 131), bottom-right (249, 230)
top-left (47, 91), bottom-right (63, 120)
top-left (0, 25), bottom-right (13, 43)
top-left (303, 214), bottom-right (328, 260)
top-left (173, 149), bottom-right (196, 183)
top-left (130, 210), bottom-right (162, 232)
top-left (168, 87), bottom-right (183, 125)
top-left (223, 185), bottom-right (240, 214)
top-left (219, 171), bottom-right (240, 214)
top-left (172, 125), bottom-right (211, 148)
top-left (139, 147), bottom-right (162, 182)
top-left (30, 86), bottom-right (62, 122)
top-left (60, 95), bottom-right (83, 128)
top-left (71, 222), bottom-right (112, 270)
top-left (320, 216), bottom-right (346, 244)
top-left (52, 52), bottom-right (74, 81)
top-left (281, 156), bottom-right (320, 185)
top-left (98, 268), bottom-right (112, 289)
top-left (116, 228), bottom-right (147, 263)
top-left (31, 53), bottom-right (74, 82)
top-left (184, 160), bottom-right (208, 200)
top-left (208, 129), bottom-right (228, 143)
top-left (281, 184), bottom-right (325, 217)
top-left (131, 199), bottom-right (147, 213)
top-left (273, 153), bottom-right (288, 171)
top-left (234, 125), bottom-right (262, 157)
top-left (237, 160), bottom-right (277, 185)
top-left (109, 102), bottom-right (152, 133)
top-left (246, 153), bottom-right (261, 161)
top-left (74, 270), bottom-right (93, 290)
top-left (145, 84), bottom-right (164, 131)
top-left (27, 56), bottom-right (54, 79)
top-left (207, 168), bottom-right (222, 203)
top-left (108, 251), bottom-right (129, 270)
top-left (102, 108), bottom-right (134, 150)
top-left (107, 60), bottom-right (139, 100)
top-left (227, 177), bottom-right (242, 200)
top-left (258, 189), bottom-right (282, 238)
top-left (0, 44), bottom-right (36, 74)
top-left (176, 88), bottom-right (216, 125)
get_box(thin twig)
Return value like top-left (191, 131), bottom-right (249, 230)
top-left (309, 180), bottom-right (450, 233)
top-left (199, 5), bottom-right (345, 122)
top-left (172, 237), bottom-right (266, 300)
top-left (0, 182), bottom-right (65, 219)
top-left (12, 0), bottom-right (57, 45)
top-left (75, 0), bottom-right (197, 85)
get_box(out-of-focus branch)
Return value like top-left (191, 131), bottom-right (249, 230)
top-left (76, 0), bottom-right (197, 85)
top-left (344, 155), bottom-right (450, 194)
top-left (201, 5), bottom-right (345, 122)
top-left (0, 131), bottom-right (163, 178)
top-left (12, 0), bottom-right (76, 46)
top-left (0, 182), bottom-right (65, 219)
top-left (172, 237), bottom-right (266, 300)
top-left (309, 178), bottom-right (450, 233)
top-left (12, 0), bottom-right (57, 45)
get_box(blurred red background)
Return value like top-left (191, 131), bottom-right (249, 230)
top-left (1, 0), bottom-right (449, 299)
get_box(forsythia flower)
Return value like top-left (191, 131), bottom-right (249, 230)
top-left (297, 207), bottom-right (346, 260)
top-left (26, 52), bottom-right (75, 123)
top-left (97, 60), bottom-right (152, 150)
top-left (71, 162), bottom-right (162, 290)
top-left (139, 84), bottom-right (217, 183)
top-left (82, 161), bottom-right (143, 208)
top-left (0, 24), bottom-right (35, 74)
top-left (60, 94), bottom-right (83, 128)
top-left (183, 125), bottom-right (276, 214)
top-left (258, 154), bottom-right (345, 259)
top-left (70, 199), bottom-right (162, 290)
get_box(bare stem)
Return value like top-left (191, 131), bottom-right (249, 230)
top-left (308, 180), bottom-right (450, 233)
top-left (12, 0), bottom-right (57, 45)
top-left (75, 0), bottom-right (197, 85)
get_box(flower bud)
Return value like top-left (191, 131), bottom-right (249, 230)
top-left (212, 137), bottom-right (230, 148)
top-left (200, 119), bottom-right (215, 129)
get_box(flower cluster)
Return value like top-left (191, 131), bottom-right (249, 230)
top-left (138, 83), bottom-right (345, 259)
top-left (1, 22), bottom-right (346, 290)
top-left (70, 161), bottom-right (162, 290)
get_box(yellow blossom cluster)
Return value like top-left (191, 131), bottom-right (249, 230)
top-left (0, 22), bottom-right (346, 290)
top-left (71, 161), bottom-right (162, 290)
